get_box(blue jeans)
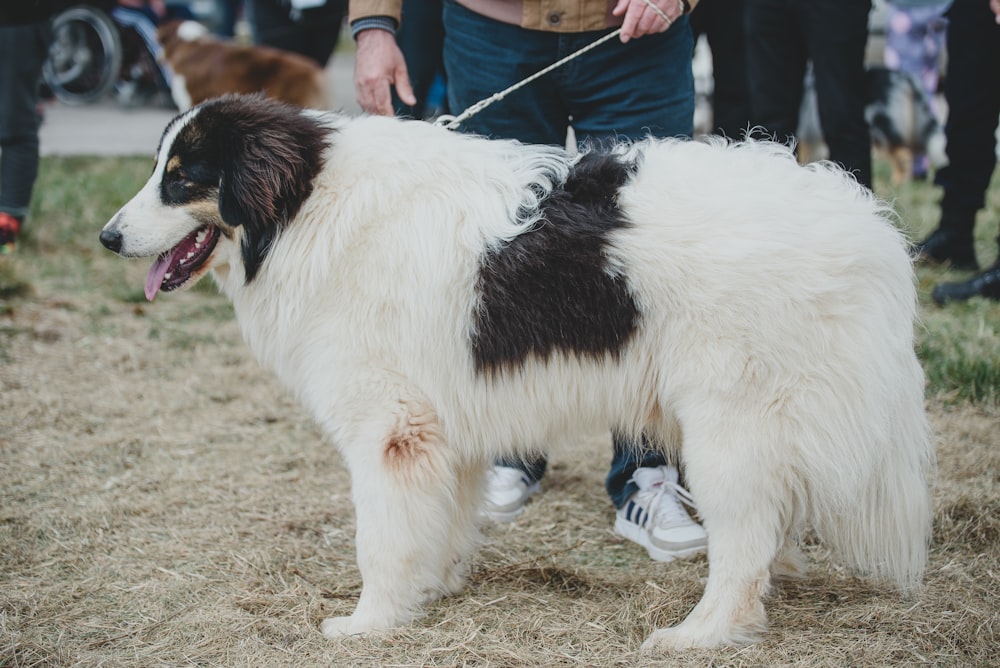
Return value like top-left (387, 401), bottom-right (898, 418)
top-left (442, 0), bottom-right (694, 145)
top-left (444, 1), bottom-right (695, 508)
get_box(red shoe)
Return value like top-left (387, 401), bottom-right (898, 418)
top-left (0, 212), bottom-right (21, 254)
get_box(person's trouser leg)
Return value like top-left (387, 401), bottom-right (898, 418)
top-left (494, 453), bottom-right (548, 483)
top-left (690, 0), bottom-right (751, 138)
top-left (801, 0), bottom-right (873, 189)
top-left (605, 437), bottom-right (677, 509)
top-left (929, 0), bottom-right (1000, 303)
top-left (444, 1), bottom-right (696, 501)
top-left (0, 21), bottom-right (53, 223)
top-left (393, 0), bottom-right (446, 118)
top-left (745, 0), bottom-right (807, 147)
top-left (563, 16), bottom-right (694, 141)
top-left (934, 0), bottom-right (1000, 221)
top-left (246, 0), bottom-right (344, 67)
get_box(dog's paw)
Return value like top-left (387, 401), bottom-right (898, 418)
top-left (439, 556), bottom-right (469, 597)
top-left (641, 626), bottom-right (706, 652)
top-left (320, 615), bottom-right (381, 638)
top-left (640, 622), bottom-right (762, 652)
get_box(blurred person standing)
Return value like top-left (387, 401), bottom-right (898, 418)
top-left (690, 0), bottom-right (751, 139)
top-left (246, 0), bottom-right (347, 67)
top-left (0, 4), bottom-right (59, 253)
top-left (214, 0), bottom-right (244, 36)
top-left (926, 0), bottom-right (1000, 303)
top-left (347, 0), bottom-right (709, 564)
top-left (744, 0), bottom-right (874, 189)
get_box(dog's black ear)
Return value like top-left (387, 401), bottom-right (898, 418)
top-left (213, 97), bottom-right (329, 283)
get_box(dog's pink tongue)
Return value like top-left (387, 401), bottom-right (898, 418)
top-left (145, 254), bottom-right (172, 301)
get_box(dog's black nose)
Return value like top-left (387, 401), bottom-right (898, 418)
top-left (100, 227), bottom-right (123, 253)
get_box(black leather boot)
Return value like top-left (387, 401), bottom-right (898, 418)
top-left (932, 261), bottom-right (1000, 305)
top-left (914, 228), bottom-right (979, 271)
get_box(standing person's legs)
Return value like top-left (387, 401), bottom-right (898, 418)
top-left (559, 15), bottom-right (697, 513)
top-left (559, 18), bottom-right (704, 558)
top-left (934, 0), bottom-right (1000, 230)
top-left (745, 0), bottom-right (807, 146)
top-left (442, 0), bottom-right (569, 520)
top-left (0, 21), bottom-right (53, 241)
top-left (801, 0), bottom-right (873, 189)
top-left (925, 0), bottom-right (1000, 287)
top-left (690, 0), bottom-right (751, 138)
top-left (246, 0), bottom-right (344, 67)
top-left (443, 6), bottom-right (703, 550)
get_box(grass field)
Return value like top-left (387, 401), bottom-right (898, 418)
top-left (1, 151), bottom-right (998, 667)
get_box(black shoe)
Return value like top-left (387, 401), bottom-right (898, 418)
top-left (932, 263), bottom-right (1000, 305)
top-left (914, 228), bottom-right (979, 271)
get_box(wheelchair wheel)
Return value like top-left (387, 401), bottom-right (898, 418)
top-left (43, 5), bottom-right (123, 105)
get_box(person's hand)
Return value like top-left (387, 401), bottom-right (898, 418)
top-left (612, 0), bottom-right (685, 43)
top-left (991, 0), bottom-right (1000, 23)
top-left (353, 29), bottom-right (416, 116)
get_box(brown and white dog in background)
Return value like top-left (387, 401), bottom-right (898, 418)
top-left (156, 20), bottom-right (331, 111)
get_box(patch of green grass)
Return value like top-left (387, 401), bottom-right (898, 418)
top-left (918, 305), bottom-right (1000, 403)
top-left (0, 261), bottom-right (33, 303)
top-left (876, 166), bottom-right (1000, 405)
top-left (29, 155), bottom-right (154, 252)
top-left (17, 156), bottom-right (155, 299)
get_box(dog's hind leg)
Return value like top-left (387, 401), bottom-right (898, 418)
top-left (770, 533), bottom-right (808, 582)
top-left (641, 411), bottom-right (789, 651)
top-left (320, 395), bottom-right (478, 636)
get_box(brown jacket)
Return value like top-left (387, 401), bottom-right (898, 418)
top-left (348, 0), bottom-right (699, 33)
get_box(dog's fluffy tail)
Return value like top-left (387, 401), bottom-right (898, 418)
top-left (806, 261), bottom-right (934, 594)
top-left (815, 405), bottom-right (934, 594)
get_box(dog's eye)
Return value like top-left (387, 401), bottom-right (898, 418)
top-left (163, 169), bottom-right (206, 204)
top-left (185, 162), bottom-right (215, 185)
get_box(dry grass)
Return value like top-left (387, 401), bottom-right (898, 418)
top-left (2, 156), bottom-right (999, 666)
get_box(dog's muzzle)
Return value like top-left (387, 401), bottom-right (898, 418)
top-left (100, 225), bottom-right (124, 254)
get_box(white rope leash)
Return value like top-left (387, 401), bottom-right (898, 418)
top-left (435, 0), bottom-right (679, 131)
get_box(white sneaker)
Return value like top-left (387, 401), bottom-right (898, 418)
top-left (614, 465), bottom-right (707, 562)
top-left (482, 465), bottom-right (541, 523)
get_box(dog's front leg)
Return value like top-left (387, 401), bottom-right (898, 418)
top-left (321, 396), bottom-right (478, 637)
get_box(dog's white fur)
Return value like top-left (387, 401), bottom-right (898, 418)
top-left (103, 99), bottom-right (934, 650)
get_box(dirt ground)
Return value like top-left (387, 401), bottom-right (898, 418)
top-left (2, 267), bottom-right (998, 666)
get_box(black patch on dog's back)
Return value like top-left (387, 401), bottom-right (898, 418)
top-left (162, 95), bottom-right (329, 282)
top-left (472, 151), bottom-right (641, 374)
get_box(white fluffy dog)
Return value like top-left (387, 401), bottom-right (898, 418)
top-left (100, 95), bottom-right (934, 651)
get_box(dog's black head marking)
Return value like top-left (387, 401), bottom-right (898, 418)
top-left (472, 151), bottom-right (641, 375)
top-left (163, 95), bottom-right (330, 282)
